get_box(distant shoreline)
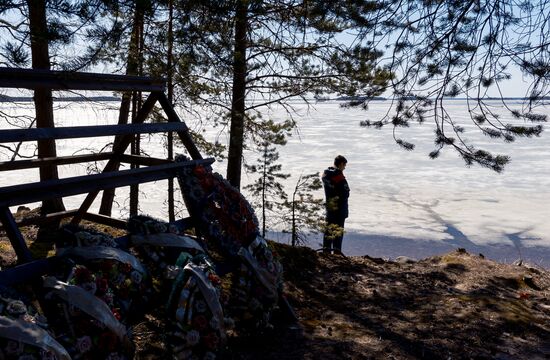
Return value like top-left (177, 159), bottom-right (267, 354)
top-left (1, 95), bottom-right (548, 103)
top-left (0, 95), bottom-right (121, 102)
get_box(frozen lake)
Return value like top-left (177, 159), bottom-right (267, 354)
top-left (1, 100), bottom-right (549, 267)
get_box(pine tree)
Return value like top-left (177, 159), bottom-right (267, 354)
top-left (243, 119), bottom-right (293, 237)
top-left (155, 0), bottom-right (392, 189)
top-left (282, 173), bottom-right (324, 247)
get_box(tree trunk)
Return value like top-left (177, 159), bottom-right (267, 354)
top-left (99, 3), bottom-right (144, 216)
top-left (226, 0), bottom-right (248, 189)
top-left (129, 13), bottom-right (145, 218)
top-left (167, 0), bottom-right (175, 222)
top-left (291, 176), bottom-right (299, 246)
top-left (262, 143), bottom-right (268, 238)
top-left (27, 0), bottom-right (65, 215)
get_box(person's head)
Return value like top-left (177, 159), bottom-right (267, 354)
top-left (334, 155), bottom-right (347, 171)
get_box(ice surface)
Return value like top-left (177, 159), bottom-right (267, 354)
top-left (1, 100), bottom-right (549, 266)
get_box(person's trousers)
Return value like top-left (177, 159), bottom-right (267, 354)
top-left (323, 215), bottom-right (346, 254)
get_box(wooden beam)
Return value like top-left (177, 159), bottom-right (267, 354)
top-left (0, 122), bottom-right (189, 143)
top-left (0, 68), bottom-right (165, 92)
top-left (0, 208), bottom-right (126, 230)
top-left (0, 158), bottom-right (215, 208)
top-left (73, 92), bottom-right (160, 224)
top-left (0, 153), bottom-right (114, 172)
top-left (6, 209), bottom-right (79, 229)
top-left (0, 207), bottom-right (32, 263)
top-left (82, 212), bottom-right (127, 229)
top-left (0, 258), bottom-right (60, 286)
top-left (118, 154), bottom-right (172, 166)
top-left (157, 92), bottom-right (203, 160)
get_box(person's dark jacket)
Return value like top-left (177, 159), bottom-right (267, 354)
top-left (322, 166), bottom-right (350, 219)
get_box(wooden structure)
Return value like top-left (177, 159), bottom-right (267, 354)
top-left (0, 68), bottom-right (213, 264)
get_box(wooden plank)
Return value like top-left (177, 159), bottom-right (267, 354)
top-left (0, 258), bottom-right (60, 286)
top-left (0, 122), bottom-right (189, 143)
top-left (172, 216), bottom-right (195, 231)
top-left (0, 158), bottom-right (215, 208)
top-left (157, 92), bottom-right (203, 160)
top-left (7, 209), bottom-right (79, 229)
top-left (82, 212), bottom-right (127, 229)
top-left (0, 208), bottom-right (127, 230)
top-left (0, 68), bottom-right (165, 92)
top-left (0, 207), bottom-right (32, 263)
top-left (73, 92), bottom-right (160, 224)
top-left (118, 154), bottom-right (172, 166)
top-left (0, 153), bottom-right (114, 171)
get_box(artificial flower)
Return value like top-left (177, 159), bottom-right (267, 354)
top-left (194, 300), bottom-right (207, 313)
top-left (185, 330), bottom-right (200, 346)
top-left (202, 332), bottom-right (219, 350)
top-left (192, 315), bottom-right (208, 331)
top-left (4, 340), bottom-right (23, 355)
top-left (76, 335), bottom-right (92, 354)
top-left (6, 300), bottom-right (27, 316)
top-left (203, 351), bottom-right (217, 360)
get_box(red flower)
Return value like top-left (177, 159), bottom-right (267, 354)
top-left (193, 166), bottom-right (206, 176)
top-left (100, 259), bottom-right (116, 273)
top-left (111, 308), bottom-right (121, 321)
top-left (192, 315), bottom-right (208, 331)
top-left (208, 273), bottom-right (221, 285)
top-left (96, 278), bottom-right (109, 295)
top-left (120, 263), bottom-right (133, 274)
top-left (202, 332), bottom-right (219, 350)
top-left (98, 331), bottom-right (119, 352)
top-left (74, 266), bottom-right (93, 283)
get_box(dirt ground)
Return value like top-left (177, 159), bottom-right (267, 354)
top-left (1, 212), bottom-right (550, 360)
top-left (255, 244), bottom-right (550, 360)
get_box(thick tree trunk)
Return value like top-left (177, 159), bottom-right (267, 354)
top-left (226, 0), bottom-right (248, 189)
top-left (167, 0), bottom-right (175, 222)
top-left (99, 4), bottom-right (144, 216)
top-left (262, 144), bottom-right (267, 237)
top-left (27, 0), bottom-right (65, 215)
top-left (129, 14), bottom-right (145, 218)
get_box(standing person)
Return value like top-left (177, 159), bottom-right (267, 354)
top-left (322, 155), bottom-right (350, 255)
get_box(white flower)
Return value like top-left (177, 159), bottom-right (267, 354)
top-left (185, 330), bottom-right (200, 346)
top-left (6, 300), bottom-right (27, 316)
top-left (130, 270), bottom-right (143, 284)
top-left (209, 317), bottom-right (220, 330)
top-left (80, 281), bottom-right (97, 295)
top-left (203, 351), bottom-right (217, 360)
top-left (194, 300), bottom-right (207, 313)
top-left (40, 349), bottom-right (57, 360)
top-left (76, 335), bottom-right (92, 353)
top-left (21, 314), bottom-right (34, 323)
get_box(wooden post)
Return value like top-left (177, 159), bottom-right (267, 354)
top-left (71, 92), bottom-right (159, 225)
top-left (157, 93), bottom-right (202, 160)
top-left (0, 207), bottom-right (32, 263)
